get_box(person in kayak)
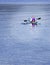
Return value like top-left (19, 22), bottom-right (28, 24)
top-left (30, 17), bottom-right (36, 25)
top-left (30, 17), bottom-right (41, 25)
top-left (24, 17), bottom-right (41, 25)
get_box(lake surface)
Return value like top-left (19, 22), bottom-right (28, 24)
top-left (0, 4), bottom-right (50, 65)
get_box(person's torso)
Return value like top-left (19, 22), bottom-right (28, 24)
top-left (32, 18), bottom-right (35, 22)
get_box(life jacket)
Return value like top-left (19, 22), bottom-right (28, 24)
top-left (32, 18), bottom-right (35, 22)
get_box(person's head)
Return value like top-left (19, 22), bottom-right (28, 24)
top-left (32, 16), bottom-right (35, 18)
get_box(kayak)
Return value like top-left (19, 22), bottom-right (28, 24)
top-left (22, 21), bottom-right (37, 25)
top-left (32, 22), bottom-right (37, 25)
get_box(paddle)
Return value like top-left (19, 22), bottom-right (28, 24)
top-left (37, 17), bottom-right (41, 20)
top-left (24, 17), bottom-right (41, 21)
top-left (24, 20), bottom-right (28, 22)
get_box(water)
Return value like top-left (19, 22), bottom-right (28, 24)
top-left (0, 4), bottom-right (50, 65)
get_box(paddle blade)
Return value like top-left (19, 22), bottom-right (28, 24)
top-left (37, 17), bottom-right (41, 20)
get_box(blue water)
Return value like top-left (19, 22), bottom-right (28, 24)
top-left (0, 4), bottom-right (50, 65)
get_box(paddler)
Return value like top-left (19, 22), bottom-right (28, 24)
top-left (30, 17), bottom-right (41, 25)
